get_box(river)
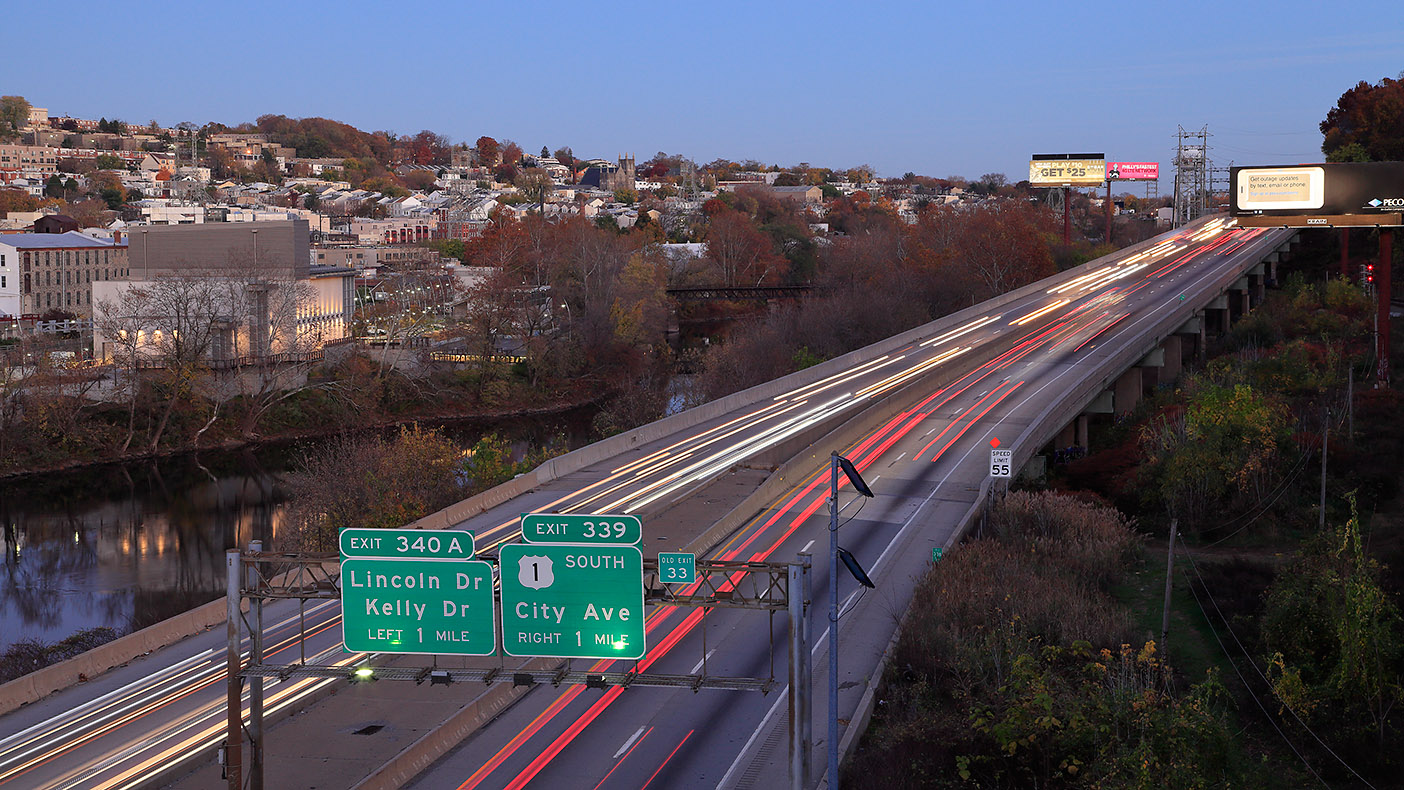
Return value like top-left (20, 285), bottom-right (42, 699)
top-left (0, 416), bottom-right (591, 656)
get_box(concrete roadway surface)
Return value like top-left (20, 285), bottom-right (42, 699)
top-left (405, 220), bottom-right (1292, 789)
top-left (0, 598), bottom-right (353, 790)
top-left (0, 217), bottom-right (1287, 789)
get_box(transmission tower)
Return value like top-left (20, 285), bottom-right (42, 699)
top-left (1172, 125), bottom-right (1211, 227)
top-left (1209, 161), bottom-right (1233, 213)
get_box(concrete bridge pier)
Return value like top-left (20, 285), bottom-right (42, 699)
top-left (1206, 294), bottom-right (1231, 335)
top-left (1160, 335), bottom-right (1182, 382)
top-left (1248, 263), bottom-right (1266, 303)
top-left (1114, 367), bottom-right (1142, 414)
top-left (1176, 315), bottom-right (1205, 362)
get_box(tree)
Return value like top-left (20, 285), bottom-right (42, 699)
top-left (407, 129), bottom-right (450, 166)
top-left (1261, 497), bottom-right (1404, 757)
top-left (553, 147), bottom-right (576, 178)
top-left (475, 136), bottom-right (500, 166)
top-left (515, 168), bottom-right (554, 207)
top-left (0, 96), bottom-right (30, 136)
top-left (704, 209), bottom-right (787, 286)
top-left (540, 145), bottom-right (550, 158)
top-left (94, 153), bottom-right (125, 171)
top-left (1321, 74), bottom-right (1404, 162)
top-left (402, 169), bottom-right (438, 192)
top-left (98, 187), bottom-right (126, 210)
top-left (500, 140), bottom-right (523, 167)
top-left (0, 188), bottom-right (38, 213)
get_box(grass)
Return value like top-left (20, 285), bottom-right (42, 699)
top-left (1111, 541), bottom-right (1222, 687)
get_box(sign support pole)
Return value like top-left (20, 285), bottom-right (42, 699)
top-left (1105, 181), bottom-right (1112, 245)
top-left (1063, 187), bottom-right (1071, 246)
top-left (248, 541), bottom-right (264, 790)
top-left (225, 549), bottom-right (242, 790)
top-left (1341, 228), bottom-right (1350, 278)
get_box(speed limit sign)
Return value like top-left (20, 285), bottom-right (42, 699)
top-left (990, 448), bottom-right (1013, 478)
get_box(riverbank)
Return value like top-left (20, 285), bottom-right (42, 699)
top-left (0, 387), bottom-right (604, 482)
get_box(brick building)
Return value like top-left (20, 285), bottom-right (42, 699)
top-left (0, 231), bottom-right (130, 317)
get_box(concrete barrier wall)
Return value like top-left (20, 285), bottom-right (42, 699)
top-left (831, 225), bottom-right (1297, 775)
top-left (407, 223), bottom-right (1188, 534)
top-left (350, 658), bottom-right (560, 790)
top-left (0, 597), bottom-right (236, 717)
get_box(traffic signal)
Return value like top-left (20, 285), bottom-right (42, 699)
top-left (1367, 263), bottom-right (1376, 284)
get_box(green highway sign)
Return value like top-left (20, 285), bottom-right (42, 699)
top-left (521, 513), bottom-right (642, 546)
top-left (341, 558), bottom-right (495, 655)
top-left (340, 527), bottom-right (475, 560)
top-left (658, 552), bottom-right (696, 584)
top-left (499, 543), bottom-right (646, 659)
top-left (932, 547), bottom-right (944, 562)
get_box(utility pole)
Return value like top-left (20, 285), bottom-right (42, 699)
top-left (1320, 407), bottom-right (1329, 530)
top-left (1161, 520), bottom-right (1177, 659)
top-left (1378, 228), bottom-right (1393, 387)
top-left (827, 454), bottom-right (840, 790)
top-left (1348, 368), bottom-right (1354, 440)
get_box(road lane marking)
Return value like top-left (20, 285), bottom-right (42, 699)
top-left (613, 726), bottom-right (646, 759)
top-left (689, 650), bottom-right (717, 675)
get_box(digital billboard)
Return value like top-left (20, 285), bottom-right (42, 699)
top-left (1231, 162), bottom-right (1404, 221)
top-left (1107, 162), bottom-right (1159, 181)
top-left (1029, 154), bottom-right (1106, 187)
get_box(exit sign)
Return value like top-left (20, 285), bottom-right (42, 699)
top-left (521, 513), bottom-right (642, 546)
top-left (658, 552), bottom-right (696, 584)
top-left (499, 543), bottom-right (646, 660)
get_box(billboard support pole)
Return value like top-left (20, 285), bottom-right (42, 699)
top-left (1105, 181), bottom-right (1112, 245)
top-left (1063, 188), bottom-right (1071, 246)
top-left (1379, 228), bottom-right (1392, 387)
top-left (1341, 229), bottom-right (1350, 279)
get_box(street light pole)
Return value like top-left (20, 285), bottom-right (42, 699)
top-left (828, 452), bottom-right (839, 789)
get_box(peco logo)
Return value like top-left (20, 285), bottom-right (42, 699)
top-left (1367, 197), bottom-right (1404, 209)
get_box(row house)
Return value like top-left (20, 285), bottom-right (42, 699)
top-left (0, 231), bottom-right (130, 318)
top-left (435, 196), bottom-right (499, 241)
top-left (0, 144), bottom-right (60, 182)
top-left (348, 217), bottom-right (434, 245)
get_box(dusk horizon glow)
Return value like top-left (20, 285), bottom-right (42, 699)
top-left (7, 1), bottom-right (1403, 189)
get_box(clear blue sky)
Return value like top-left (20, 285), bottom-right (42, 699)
top-left (8, 1), bottom-right (1402, 187)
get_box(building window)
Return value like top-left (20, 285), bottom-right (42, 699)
top-left (23, 274), bottom-right (29, 293)
top-left (46, 293), bottom-right (51, 307)
top-left (45, 271), bottom-right (50, 286)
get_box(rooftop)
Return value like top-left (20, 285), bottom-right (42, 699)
top-left (0, 231), bottom-right (124, 249)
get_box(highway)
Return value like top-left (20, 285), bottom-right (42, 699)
top-left (404, 218), bottom-right (1293, 788)
top-left (0, 217), bottom-right (1293, 789)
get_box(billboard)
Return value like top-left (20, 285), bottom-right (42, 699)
top-left (1029, 154), bottom-right (1106, 187)
top-left (1107, 162), bottom-right (1159, 181)
top-left (1231, 162), bottom-right (1404, 219)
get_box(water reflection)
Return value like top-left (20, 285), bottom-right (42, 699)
top-left (0, 452), bottom-right (284, 653)
top-left (0, 414), bottom-right (594, 655)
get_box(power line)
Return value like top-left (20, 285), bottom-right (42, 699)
top-left (1177, 549), bottom-right (1329, 786)
top-left (1178, 536), bottom-right (1378, 788)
